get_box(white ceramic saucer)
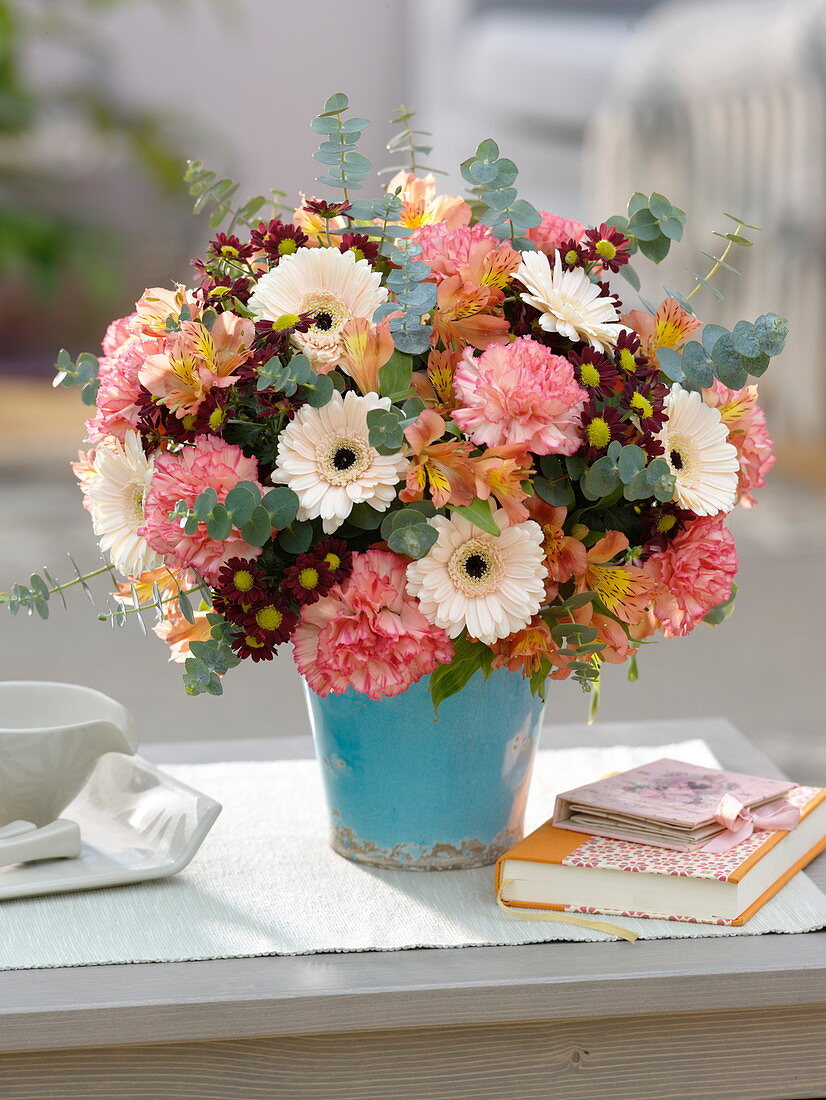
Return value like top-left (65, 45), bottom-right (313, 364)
top-left (0, 753), bottom-right (221, 901)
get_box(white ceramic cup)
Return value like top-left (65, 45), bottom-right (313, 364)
top-left (0, 682), bottom-right (137, 828)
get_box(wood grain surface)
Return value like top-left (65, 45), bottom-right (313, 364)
top-left (1, 1007), bottom-right (824, 1100)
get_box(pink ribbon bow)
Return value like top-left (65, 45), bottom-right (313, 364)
top-left (700, 793), bottom-right (800, 853)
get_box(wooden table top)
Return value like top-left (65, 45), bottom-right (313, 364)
top-left (1, 717), bottom-right (824, 1056)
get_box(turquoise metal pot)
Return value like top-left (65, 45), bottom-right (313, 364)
top-left (305, 669), bottom-right (545, 870)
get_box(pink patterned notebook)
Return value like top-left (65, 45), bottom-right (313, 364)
top-left (552, 758), bottom-right (796, 851)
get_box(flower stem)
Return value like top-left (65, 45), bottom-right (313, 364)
top-left (686, 222), bottom-right (743, 301)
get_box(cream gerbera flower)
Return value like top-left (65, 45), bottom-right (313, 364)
top-left (515, 250), bottom-right (625, 352)
top-left (657, 384), bottom-right (739, 515)
top-left (89, 431), bottom-right (162, 577)
top-left (405, 508), bottom-right (547, 645)
top-left (272, 390), bottom-right (409, 534)
top-left (247, 247), bottom-right (388, 370)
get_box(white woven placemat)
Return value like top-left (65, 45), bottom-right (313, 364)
top-left (1, 738), bottom-right (824, 970)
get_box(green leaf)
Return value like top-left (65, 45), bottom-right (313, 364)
top-left (386, 522), bottom-right (439, 559)
top-left (366, 408), bottom-right (405, 454)
top-left (303, 373), bottom-right (335, 408)
top-left (240, 506), bottom-right (273, 548)
top-left (657, 347), bottom-right (684, 383)
top-left (178, 589), bottom-right (196, 625)
top-left (681, 342), bottom-right (714, 388)
top-left (378, 349), bottom-right (414, 399)
top-left (206, 504), bottom-right (232, 541)
top-left (261, 487), bottom-right (300, 529)
top-left (710, 334), bottom-right (748, 389)
top-left (449, 498), bottom-right (500, 537)
top-left (731, 320), bottom-right (761, 358)
top-left (618, 445), bottom-right (646, 484)
top-left (637, 234), bottom-right (671, 263)
top-left (702, 324), bottom-right (728, 356)
top-left (347, 502), bottom-right (387, 530)
top-left (278, 521), bottom-right (314, 555)
top-left (620, 263), bottom-right (641, 291)
top-left (224, 482), bottom-right (260, 527)
top-left (321, 92), bottom-right (350, 114)
top-left (703, 582), bottom-right (737, 625)
top-left (534, 475), bottom-right (574, 507)
top-left (582, 456), bottom-right (620, 500)
top-left (753, 313), bottom-right (788, 357)
top-left (648, 192), bottom-right (672, 219)
top-left (565, 455), bottom-right (587, 480)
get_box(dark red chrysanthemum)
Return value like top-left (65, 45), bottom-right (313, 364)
top-left (230, 631), bottom-right (279, 662)
top-left (338, 233), bottom-right (379, 263)
top-left (583, 223), bottom-right (631, 272)
top-left (207, 233), bottom-right (255, 262)
top-left (622, 376), bottom-right (668, 438)
top-left (249, 220), bottom-right (309, 262)
top-left (198, 274), bottom-right (253, 307)
top-left (568, 347), bottom-right (620, 398)
top-left (559, 237), bottom-right (587, 269)
top-left (578, 401), bottom-right (626, 462)
top-left (243, 596), bottom-right (299, 644)
top-left (642, 505), bottom-right (693, 553)
top-left (303, 197), bottom-right (351, 219)
top-left (315, 537), bottom-right (353, 584)
top-left (614, 328), bottom-right (658, 381)
top-left (214, 558), bottom-right (268, 609)
top-left (281, 553), bottom-right (337, 606)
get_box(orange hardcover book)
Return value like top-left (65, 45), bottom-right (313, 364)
top-left (495, 784), bottom-right (826, 926)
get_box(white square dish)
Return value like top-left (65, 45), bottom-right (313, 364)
top-left (0, 753), bottom-right (221, 901)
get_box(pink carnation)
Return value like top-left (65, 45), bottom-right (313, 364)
top-left (102, 313), bottom-right (137, 357)
top-left (414, 222), bottom-right (509, 282)
top-left (293, 549), bottom-right (454, 700)
top-left (452, 336), bottom-right (588, 453)
top-left (644, 515), bottom-right (738, 638)
top-left (527, 212), bottom-right (586, 255)
top-left (86, 334), bottom-right (147, 444)
top-left (140, 436), bottom-right (264, 582)
top-left (703, 380), bottom-right (775, 508)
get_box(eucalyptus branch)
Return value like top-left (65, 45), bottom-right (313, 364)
top-left (0, 558), bottom-right (117, 620)
top-left (381, 105), bottom-right (445, 177)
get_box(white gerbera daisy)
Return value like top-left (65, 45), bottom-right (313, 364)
top-left (89, 431), bottom-right (161, 577)
top-left (247, 247), bottom-right (388, 369)
top-left (515, 250), bottom-right (625, 352)
top-left (405, 508), bottom-right (547, 645)
top-left (657, 385), bottom-right (740, 515)
top-left (272, 389), bottom-right (409, 534)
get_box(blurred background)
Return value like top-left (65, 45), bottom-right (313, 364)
top-left (1, 0), bottom-right (824, 780)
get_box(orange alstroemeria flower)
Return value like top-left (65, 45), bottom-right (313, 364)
top-left (139, 312), bottom-right (254, 418)
top-left (431, 277), bottom-right (510, 351)
top-left (411, 349), bottom-right (462, 414)
top-left (386, 171), bottom-right (471, 230)
top-left (471, 444), bottom-right (534, 524)
top-left (490, 615), bottom-right (571, 679)
top-left (339, 317), bottom-right (395, 396)
top-left (623, 298), bottom-right (702, 365)
top-left (576, 530), bottom-right (660, 625)
top-left (400, 410), bottom-right (477, 509)
top-left (134, 284), bottom-right (200, 339)
top-left (527, 499), bottom-right (588, 598)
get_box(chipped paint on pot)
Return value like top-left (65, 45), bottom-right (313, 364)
top-left (304, 669), bottom-right (545, 871)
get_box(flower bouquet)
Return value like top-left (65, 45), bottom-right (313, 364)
top-left (3, 96), bottom-right (787, 868)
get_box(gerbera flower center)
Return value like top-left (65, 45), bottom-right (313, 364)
top-left (298, 567), bottom-right (320, 590)
top-left (127, 481), bottom-right (147, 525)
top-left (300, 291), bottom-right (349, 337)
top-left (255, 605), bottom-right (284, 632)
top-left (665, 438), bottom-right (693, 478)
top-left (317, 433), bottom-right (372, 486)
top-left (448, 537), bottom-right (504, 596)
top-left (586, 417), bottom-right (612, 449)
